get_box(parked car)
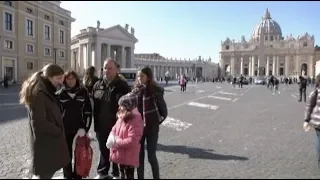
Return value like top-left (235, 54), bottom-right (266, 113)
top-left (254, 77), bottom-right (267, 85)
top-left (242, 78), bottom-right (249, 85)
top-left (234, 77), bottom-right (249, 85)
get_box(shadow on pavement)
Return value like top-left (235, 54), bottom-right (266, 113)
top-left (0, 103), bottom-right (26, 124)
top-left (156, 144), bottom-right (249, 161)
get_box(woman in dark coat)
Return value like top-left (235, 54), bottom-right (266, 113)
top-left (19, 64), bottom-right (70, 179)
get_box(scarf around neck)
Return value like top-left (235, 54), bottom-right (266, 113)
top-left (142, 86), bottom-right (161, 127)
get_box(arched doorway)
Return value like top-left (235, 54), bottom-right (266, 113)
top-left (301, 63), bottom-right (308, 76)
top-left (224, 64), bottom-right (230, 76)
top-left (196, 67), bottom-right (202, 78)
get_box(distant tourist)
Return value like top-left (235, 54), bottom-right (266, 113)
top-left (298, 76), bottom-right (307, 102)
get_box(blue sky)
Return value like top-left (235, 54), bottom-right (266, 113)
top-left (61, 1), bottom-right (319, 63)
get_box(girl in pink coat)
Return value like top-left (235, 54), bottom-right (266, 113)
top-left (106, 92), bottom-right (144, 179)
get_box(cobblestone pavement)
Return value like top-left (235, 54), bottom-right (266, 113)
top-left (0, 83), bottom-right (319, 178)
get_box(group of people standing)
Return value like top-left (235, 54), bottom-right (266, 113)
top-left (19, 58), bottom-right (168, 179)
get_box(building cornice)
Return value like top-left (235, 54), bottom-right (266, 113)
top-left (27, 1), bottom-right (76, 22)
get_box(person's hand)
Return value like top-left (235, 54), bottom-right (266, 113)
top-left (303, 122), bottom-right (311, 132)
top-left (106, 133), bottom-right (116, 149)
top-left (159, 116), bottom-right (165, 125)
top-left (114, 136), bottom-right (120, 144)
top-left (77, 128), bottom-right (86, 137)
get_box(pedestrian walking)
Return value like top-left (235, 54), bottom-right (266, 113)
top-left (273, 77), bottom-right (280, 95)
top-left (299, 76), bottom-right (307, 102)
top-left (179, 75), bottom-right (186, 92)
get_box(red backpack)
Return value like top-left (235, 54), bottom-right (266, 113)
top-left (74, 135), bottom-right (93, 178)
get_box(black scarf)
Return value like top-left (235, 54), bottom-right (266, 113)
top-left (64, 84), bottom-right (81, 94)
top-left (42, 77), bottom-right (57, 96)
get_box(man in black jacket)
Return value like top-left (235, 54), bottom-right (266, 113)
top-left (299, 76), bottom-right (307, 102)
top-left (92, 59), bottom-right (131, 179)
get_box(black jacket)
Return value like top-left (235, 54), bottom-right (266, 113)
top-left (154, 86), bottom-right (168, 122)
top-left (57, 85), bottom-right (92, 134)
top-left (137, 85), bottom-right (168, 128)
top-left (300, 78), bottom-right (307, 89)
top-left (92, 76), bottom-right (130, 133)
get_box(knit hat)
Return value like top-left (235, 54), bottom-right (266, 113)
top-left (118, 92), bottom-right (138, 111)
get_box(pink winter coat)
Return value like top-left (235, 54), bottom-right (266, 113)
top-left (110, 108), bottom-right (144, 167)
top-left (180, 76), bottom-right (185, 85)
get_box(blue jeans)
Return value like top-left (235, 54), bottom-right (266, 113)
top-left (316, 129), bottom-right (320, 167)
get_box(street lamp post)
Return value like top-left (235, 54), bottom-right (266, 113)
top-left (73, 49), bottom-right (77, 72)
top-left (53, 48), bottom-right (57, 64)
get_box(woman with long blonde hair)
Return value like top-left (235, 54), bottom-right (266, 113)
top-left (20, 64), bottom-right (70, 179)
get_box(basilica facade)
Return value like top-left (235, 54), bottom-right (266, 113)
top-left (220, 8), bottom-right (318, 78)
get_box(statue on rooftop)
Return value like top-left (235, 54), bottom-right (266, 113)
top-left (97, 20), bottom-right (100, 29)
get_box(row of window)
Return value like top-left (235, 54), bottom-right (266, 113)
top-left (4, 39), bottom-right (65, 58)
top-left (4, 1), bottom-right (65, 25)
top-left (27, 62), bottom-right (66, 71)
top-left (225, 42), bottom-right (308, 50)
top-left (4, 11), bottom-right (65, 44)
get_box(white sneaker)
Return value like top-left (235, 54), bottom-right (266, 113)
top-left (94, 174), bottom-right (112, 179)
top-left (113, 177), bottom-right (120, 179)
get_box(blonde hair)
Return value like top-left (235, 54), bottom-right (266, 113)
top-left (20, 64), bottom-right (64, 105)
top-left (83, 66), bottom-right (96, 87)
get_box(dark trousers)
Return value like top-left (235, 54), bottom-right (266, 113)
top-left (315, 129), bottom-right (320, 168)
top-left (180, 84), bottom-right (186, 92)
top-left (38, 172), bottom-right (55, 179)
top-left (299, 88), bottom-right (306, 102)
top-left (137, 129), bottom-right (160, 179)
top-left (238, 82), bottom-right (243, 88)
top-left (96, 131), bottom-right (119, 177)
top-left (119, 164), bottom-right (135, 179)
top-left (63, 132), bottom-right (82, 179)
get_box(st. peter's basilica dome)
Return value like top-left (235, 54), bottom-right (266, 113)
top-left (251, 8), bottom-right (282, 41)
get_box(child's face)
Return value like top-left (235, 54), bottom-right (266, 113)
top-left (118, 106), bottom-right (129, 115)
top-left (118, 106), bottom-right (129, 119)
